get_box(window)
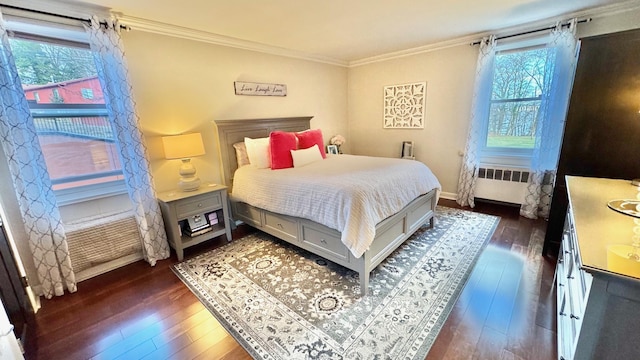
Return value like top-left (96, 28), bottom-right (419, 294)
top-left (81, 88), bottom-right (94, 99)
top-left (51, 88), bottom-right (63, 103)
top-left (8, 33), bottom-right (125, 203)
top-left (481, 39), bottom-right (555, 165)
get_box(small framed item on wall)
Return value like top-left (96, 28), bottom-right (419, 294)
top-left (327, 145), bottom-right (338, 155)
top-left (383, 82), bottom-right (426, 129)
top-left (401, 141), bottom-right (415, 160)
top-left (234, 81), bottom-right (287, 96)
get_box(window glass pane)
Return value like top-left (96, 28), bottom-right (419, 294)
top-left (9, 37), bottom-right (122, 191)
top-left (486, 47), bottom-right (552, 150)
top-left (487, 100), bottom-right (539, 148)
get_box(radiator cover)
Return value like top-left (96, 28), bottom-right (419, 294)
top-left (66, 211), bottom-right (143, 274)
top-left (475, 167), bottom-right (530, 205)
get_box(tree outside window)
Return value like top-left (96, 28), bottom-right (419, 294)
top-left (485, 47), bottom-right (554, 150)
top-left (9, 37), bottom-right (123, 192)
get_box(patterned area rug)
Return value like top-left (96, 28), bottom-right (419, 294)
top-left (173, 206), bottom-right (499, 359)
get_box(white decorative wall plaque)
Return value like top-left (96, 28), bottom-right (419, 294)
top-left (234, 81), bottom-right (287, 96)
top-left (383, 82), bottom-right (426, 128)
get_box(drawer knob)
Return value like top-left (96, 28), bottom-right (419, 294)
top-left (321, 238), bottom-right (327, 244)
top-left (570, 314), bottom-right (580, 320)
top-left (567, 275), bottom-right (574, 279)
top-left (277, 223), bottom-right (283, 229)
top-left (559, 311), bottom-right (566, 316)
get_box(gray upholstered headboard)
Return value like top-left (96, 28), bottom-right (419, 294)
top-left (213, 116), bottom-right (313, 188)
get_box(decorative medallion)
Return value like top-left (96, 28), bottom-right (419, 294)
top-left (247, 255), bottom-right (282, 274)
top-left (383, 82), bottom-right (427, 129)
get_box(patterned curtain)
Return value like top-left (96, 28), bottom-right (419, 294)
top-left (457, 36), bottom-right (497, 207)
top-left (520, 20), bottom-right (578, 219)
top-left (84, 17), bottom-right (170, 265)
top-left (0, 12), bottom-right (76, 299)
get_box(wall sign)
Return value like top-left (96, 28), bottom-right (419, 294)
top-left (234, 81), bottom-right (287, 96)
top-left (383, 82), bottom-right (426, 129)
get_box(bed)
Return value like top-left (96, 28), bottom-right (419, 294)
top-left (214, 116), bottom-right (441, 295)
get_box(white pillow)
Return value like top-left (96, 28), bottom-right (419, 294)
top-left (291, 144), bottom-right (323, 168)
top-left (244, 137), bottom-right (270, 169)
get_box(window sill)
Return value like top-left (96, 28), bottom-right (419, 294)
top-left (54, 180), bottom-right (128, 206)
top-left (480, 153), bottom-right (532, 169)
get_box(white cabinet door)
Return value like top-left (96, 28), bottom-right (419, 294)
top-left (0, 298), bottom-right (23, 360)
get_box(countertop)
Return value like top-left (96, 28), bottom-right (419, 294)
top-left (567, 176), bottom-right (640, 279)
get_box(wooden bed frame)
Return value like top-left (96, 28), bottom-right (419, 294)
top-left (214, 116), bottom-right (437, 295)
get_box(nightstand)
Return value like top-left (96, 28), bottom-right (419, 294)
top-left (157, 184), bottom-right (231, 261)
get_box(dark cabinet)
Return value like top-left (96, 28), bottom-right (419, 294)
top-left (543, 28), bottom-right (640, 255)
top-left (0, 218), bottom-right (32, 354)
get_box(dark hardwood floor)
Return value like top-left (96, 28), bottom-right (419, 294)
top-left (28, 199), bottom-right (555, 360)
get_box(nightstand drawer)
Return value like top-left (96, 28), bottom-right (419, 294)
top-left (176, 192), bottom-right (222, 218)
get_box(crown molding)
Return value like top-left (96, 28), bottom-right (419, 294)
top-left (118, 15), bottom-right (348, 67)
top-left (348, 35), bottom-right (479, 68)
top-left (0, 0), bottom-right (110, 20)
top-left (348, 0), bottom-right (640, 67)
top-left (14, 0), bottom-right (636, 69)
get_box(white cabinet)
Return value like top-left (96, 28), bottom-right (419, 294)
top-left (556, 176), bottom-right (640, 360)
top-left (0, 298), bottom-right (23, 360)
top-left (556, 210), bottom-right (592, 360)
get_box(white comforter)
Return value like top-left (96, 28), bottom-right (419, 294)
top-left (231, 155), bottom-right (441, 258)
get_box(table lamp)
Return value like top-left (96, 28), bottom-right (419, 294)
top-left (162, 133), bottom-right (206, 191)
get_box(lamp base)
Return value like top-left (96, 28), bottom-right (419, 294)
top-left (177, 158), bottom-right (201, 192)
top-left (178, 176), bottom-right (201, 192)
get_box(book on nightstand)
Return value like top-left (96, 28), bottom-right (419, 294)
top-left (180, 215), bottom-right (212, 237)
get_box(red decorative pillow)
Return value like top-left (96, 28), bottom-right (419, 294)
top-left (269, 131), bottom-right (298, 169)
top-left (296, 129), bottom-right (326, 159)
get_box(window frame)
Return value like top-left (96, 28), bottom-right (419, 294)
top-left (478, 35), bottom-right (551, 167)
top-left (7, 24), bottom-right (127, 205)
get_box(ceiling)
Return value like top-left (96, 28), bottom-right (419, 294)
top-left (67, 0), bottom-right (637, 64)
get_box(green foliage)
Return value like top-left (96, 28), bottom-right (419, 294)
top-left (487, 47), bottom-right (554, 141)
top-left (9, 38), bottom-right (96, 85)
top-left (486, 135), bottom-right (535, 149)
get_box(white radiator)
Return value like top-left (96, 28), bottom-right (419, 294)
top-left (475, 167), bottom-right (530, 205)
top-left (66, 211), bottom-right (143, 281)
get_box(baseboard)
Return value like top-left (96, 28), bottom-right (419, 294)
top-left (439, 191), bottom-right (457, 201)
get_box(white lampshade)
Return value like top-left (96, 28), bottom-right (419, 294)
top-left (162, 133), bottom-right (206, 191)
top-left (162, 133), bottom-right (205, 159)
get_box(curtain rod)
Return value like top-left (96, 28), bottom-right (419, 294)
top-left (0, 3), bottom-right (129, 30)
top-left (470, 18), bottom-right (591, 46)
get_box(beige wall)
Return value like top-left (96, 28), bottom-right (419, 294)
top-left (347, 8), bottom-right (640, 198)
top-left (122, 31), bottom-right (349, 193)
top-left (348, 45), bottom-right (477, 198)
top-left (1, 6), bottom-right (639, 297)
top-left (0, 29), bottom-right (348, 295)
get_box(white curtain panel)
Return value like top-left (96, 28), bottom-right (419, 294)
top-left (520, 20), bottom-right (578, 219)
top-left (456, 36), bottom-right (497, 208)
top-left (84, 17), bottom-right (170, 265)
top-left (0, 12), bottom-right (77, 299)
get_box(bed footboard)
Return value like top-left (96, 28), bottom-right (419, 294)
top-left (232, 188), bottom-right (437, 295)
